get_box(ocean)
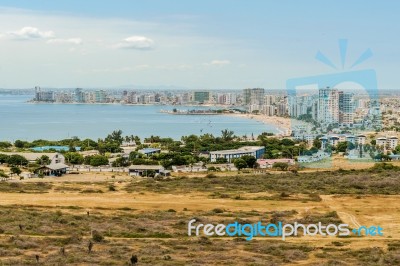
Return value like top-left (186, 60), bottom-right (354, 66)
top-left (0, 94), bottom-right (279, 141)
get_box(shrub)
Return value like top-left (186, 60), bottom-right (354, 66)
top-left (92, 230), bottom-right (104, 242)
top-left (206, 173), bottom-right (217, 179)
top-left (212, 208), bottom-right (224, 214)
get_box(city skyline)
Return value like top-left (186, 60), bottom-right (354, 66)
top-left (0, 1), bottom-right (399, 89)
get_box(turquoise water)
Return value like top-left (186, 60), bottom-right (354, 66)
top-left (0, 94), bottom-right (279, 141)
top-left (31, 146), bottom-right (81, 151)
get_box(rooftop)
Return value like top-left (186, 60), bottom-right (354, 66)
top-left (210, 146), bottom-right (264, 155)
top-left (129, 165), bottom-right (164, 170)
top-left (46, 163), bottom-right (69, 170)
top-left (0, 152), bottom-right (61, 161)
top-left (138, 148), bottom-right (161, 154)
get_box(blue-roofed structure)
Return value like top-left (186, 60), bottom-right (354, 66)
top-left (138, 148), bottom-right (161, 156)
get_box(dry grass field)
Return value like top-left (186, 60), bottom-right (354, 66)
top-left (0, 167), bottom-right (399, 265)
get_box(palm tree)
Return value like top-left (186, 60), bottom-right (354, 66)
top-left (221, 129), bottom-right (234, 142)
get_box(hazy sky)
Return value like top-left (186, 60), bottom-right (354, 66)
top-left (0, 0), bottom-right (398, 89)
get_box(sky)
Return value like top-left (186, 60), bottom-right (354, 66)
top-left (0, 0), bottom-right (398, 89)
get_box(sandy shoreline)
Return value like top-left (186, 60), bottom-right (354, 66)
top-left (223, 113), bottom-right (292, 135)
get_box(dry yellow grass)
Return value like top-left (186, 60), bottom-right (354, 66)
top-left (0, 169), bottom-right (399, 265)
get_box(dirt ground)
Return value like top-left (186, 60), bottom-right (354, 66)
top-left (0, 171), bottom-right (399, 265)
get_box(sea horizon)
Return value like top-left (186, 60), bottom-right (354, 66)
top-left (0, 94), bottom-right (280, 142)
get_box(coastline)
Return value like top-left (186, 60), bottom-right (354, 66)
top-left (223, 113), bottom-right (292, 135)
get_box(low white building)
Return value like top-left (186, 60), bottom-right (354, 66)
top-left (297, 151), bottom-right (330, 163)
top-left (0, 152), bottom-right (65, 164)
top-left (209, 146), bottom-right (265, 163)
top-left (257, 159), bottom-right (295, 168)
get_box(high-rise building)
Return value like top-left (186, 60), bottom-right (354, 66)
top-left (34, 87), bottom-right (54, 102)
top-left (264, 95), bottom-right (276, 106)
top-left (193, 91), bottom-right (210, 104)
top-left (339, 92), bottom-right (355, 125)
top-left (243, 88), bottom-right (264, 112)
top-left (95, 90), bottom-right (107, 103)
top-left (74, 88), bottom-right (84, 103)
top-left (226, 93), bottom-right (237, 105)
top-left (318, 87), bottom-right (339, 125)
top-left (263, 105), bottom-right (276, 116)
top-left (277, 103), bottom-right (287, 116)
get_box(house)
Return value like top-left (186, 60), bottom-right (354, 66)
top-left (376, 137), bottom-right (387, 148)
top-left (346, 135), bottom-right (356, 145)
top-left (172, 164), bottom-right (207, 173)
top-left (356, 135), bottom-right (366, 145)
top-left (1, 152), bottom-right (65, 164)
top-left (388, 136), bottom-right (399, 150)
top-left (138, 148), bottom-right (161, 157)
top-left (128, 165), bottom-right (169, 177)
top-left (257, 159), bottom-right (295, 169)
top-left (376, 136), bottom-right (399, 150)
top-left (35, 163), bottom-right (69, 176)
top-left (329, 136), bottom-right (340, 147)
top-left (209, 146), bottom-right (265, 163)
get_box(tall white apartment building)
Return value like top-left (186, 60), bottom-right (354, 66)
top-left (318, 87), bottom-right (339, 124)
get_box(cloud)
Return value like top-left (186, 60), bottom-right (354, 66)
top-left (210, 60), bottom-right (230, 65)
top-left (203, 60), bottom-right (231, 66)
top-left (115, 36), bottom-right (155, 50)
top-left (47, 38), bottom-right (83, 45)
top-left (7, 26), bottom-right (54, 40)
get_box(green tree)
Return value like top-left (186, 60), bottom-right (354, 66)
top-left (336, 142), bottom-right (348, 153)
top-left (112, 157), bottom-right (130, 167)
top-left (36, 155), bottom-right (51, 165)
top-left (81, 138), bottom-right (98, 150)
top-left (86, 155), bottom-right (109, 166)
top-left (65, 152), bottom-right (84, 165)
top-left (313, 138), bottom-right (322, 149)
top-left (216, 157), bottom-right (228, 164)
top-left (14, 140), bottom-right (30, 148)
top-left (10, 166), bottom-right (21, 176)
top-left (395, 145), bottom-right (400, 154)
top-left (0, 170), bottom-right (9, 178)
top-left (240, 155), bottom-right (257, 168)
top-left (7, 155), bottom-right (28, 166)
top-left (281, 138), bottom-right (295, 146)
top-left (105, 130), bottom-right (124, 145)
top-left (234, 158), bottom-right (247, 170)
top-left (0, 142), bottom-right (12, 149)
top-left (0, 154), bottom-right (10, 164)
top-left (272, 162), bottom-right (289, 171)
top-left (221, 129), bottom-right (234, 142)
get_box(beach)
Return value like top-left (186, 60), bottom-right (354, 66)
top-left (224, 113), bottom-right (293, 135)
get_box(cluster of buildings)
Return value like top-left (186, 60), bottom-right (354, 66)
top-left (242, 88), bottom-right (287, 116)
top-left (33, 87), bottom-right (242, 106)
top-left (34, 87), bottom-right (115, 104)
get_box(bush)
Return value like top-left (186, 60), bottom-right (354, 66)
top-left (7, 155), bottom-right (28, 166)
top-left (206, 173), bottom-right (217, 179)
top-left (212, 208), bottom-right (224, 214)
top-left (85, 155), bottom-right (109, 167)
top-left (273, 162), bottom-right (289, 171)
top-left (92, 230), bottom-right (104, 242)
